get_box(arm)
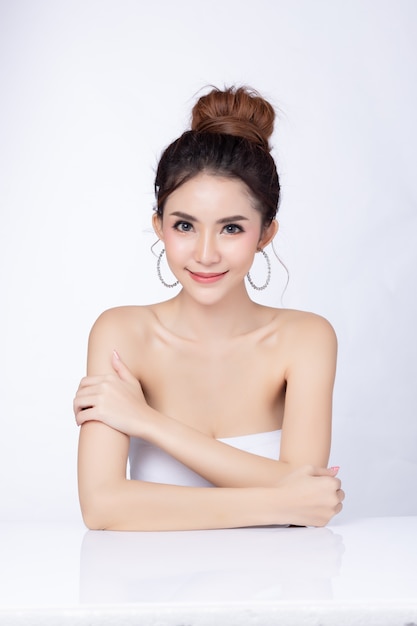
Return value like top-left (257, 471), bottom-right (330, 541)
top-left (76, 315), bottom-right (275, 530)
top-left (77, 372), bottom-right (343, 530)
top-left (78, 420), bottom-right (343, 531)
top-left (142, 315), bottom-right (337, 486)
top-left (78, 420), bottom-right (280, 531)
top-left (77, 311), bottom-right (337, 490)
top-left (279, 313), bottom-right (337, 468)
top-left (79, 417), bottom-right (342, 530)
top-left (76, 311), bottom-right (343, 530)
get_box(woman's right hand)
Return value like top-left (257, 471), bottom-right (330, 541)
top-left (74, 350), bottom-right (149, 437)
top-left (275, 465), bottom-right (344, 527)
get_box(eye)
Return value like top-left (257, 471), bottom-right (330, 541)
top-left (223, 224), bottom-right (243, 235)
top-left (174, 220), bottom-right (193, 232)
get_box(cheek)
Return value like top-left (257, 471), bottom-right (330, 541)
top-left (235, 229), bottom-right (262, 257)
top-left (162, 230), bottom-right (190, 256)
top-left (226, 232), bottom-right (261, 272)
top-left (248, 227), bottom-right (263, 249)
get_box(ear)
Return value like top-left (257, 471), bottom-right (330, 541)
top-left (152, 213), bottom-right (164, 241)
top-left (258, 219), bottom-right (279, 249)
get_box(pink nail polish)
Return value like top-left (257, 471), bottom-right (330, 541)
top-left (329, 466), bottom-right (340, 473)
top-left (113, 349), bottom-right (120, 360)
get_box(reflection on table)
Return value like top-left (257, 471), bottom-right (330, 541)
top-left (80, 525), bottom-right (344, 603)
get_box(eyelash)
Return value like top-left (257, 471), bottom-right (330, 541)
top-left (173, 221), bottom-right (193, 232)
top-left (223, 224), bottom-right (244, 234)
top-left (173, 221), bottom-right (244, 234)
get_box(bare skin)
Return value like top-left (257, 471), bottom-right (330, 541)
top-left (74, 174), bottom-right (344, 531)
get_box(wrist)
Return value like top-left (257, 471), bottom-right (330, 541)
top-left (242, 487), bottom-right (288, 527)
top-left (261, 485), bottom-right (292, 526)
top-left (138, 405), bottom-right (164, 441)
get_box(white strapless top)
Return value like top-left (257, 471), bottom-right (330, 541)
top-left (128, 430), bottom-right (282, 487)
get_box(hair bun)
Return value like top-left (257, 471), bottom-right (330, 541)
top-left (191, 86), bottom-right (275, 151)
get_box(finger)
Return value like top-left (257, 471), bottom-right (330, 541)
top-left (75, 406), bottom-right (93, 425)
top-left (112, 350), bottom-right (137, 383)
top-left (73, 392), bottom-right (96, 415)
top-left (320, 466), bottom-right (340, 477)
top-left (78, 375), bottom-right (109, 389)
top-left (304, 466), bottom-right (340, 478)
top-left (76, 411), bottom-right (101, 427)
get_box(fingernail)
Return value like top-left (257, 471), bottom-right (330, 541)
top-left (113, 349), bottom-right (120, 360)
top-left (329, 466), bottom-right (340, 474)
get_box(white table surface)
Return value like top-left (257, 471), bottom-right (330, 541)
top-left (0, 516), bottom-right (416, 625)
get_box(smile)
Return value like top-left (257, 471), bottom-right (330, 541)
top-left (188, 270), bottom-right (228, 284)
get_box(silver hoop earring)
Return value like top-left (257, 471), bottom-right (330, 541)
top-left (157, 249), bottom-right (179, 288)
top-left (247, 249), bottom-right (271, 291)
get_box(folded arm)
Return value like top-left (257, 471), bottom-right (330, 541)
top-left (76, 310), bottom-right (341, 530)
top-left (143, 312), bottom-right (336, 486)
top-left (76, 311), bottom-right (337, 488)
top-left (78, 420), bottom-right (342, 531)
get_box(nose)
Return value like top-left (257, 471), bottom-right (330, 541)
top-left (194, 231), bottom-right (221, 265)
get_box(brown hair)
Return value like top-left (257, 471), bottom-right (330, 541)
top-left (191, 86), bottom-right (275, 151)
top-left (154, 86), bottom-right (280, 227)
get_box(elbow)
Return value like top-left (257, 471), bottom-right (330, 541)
top-left (81, 508), bottom-right (107, 531)
top-left (80, 497), bottom-right (109, 530)
top-left (79, 486), bottom-right (121, 531)
top-left (273, 459), bottom-right (294, 483)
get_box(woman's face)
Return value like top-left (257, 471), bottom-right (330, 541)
top-left (153, 173), bottom-right (276, 302)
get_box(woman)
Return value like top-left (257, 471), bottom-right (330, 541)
top-left (74, 86), bottom-right (344, 530)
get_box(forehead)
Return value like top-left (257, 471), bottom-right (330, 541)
top-left (164, 173), bottom-right (259, 217)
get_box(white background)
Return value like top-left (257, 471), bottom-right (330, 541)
top-left (0, 0), bottom-right (416, 523)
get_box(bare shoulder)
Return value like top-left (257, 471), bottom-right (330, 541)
top-left (279, 309), bottom-right (336, 342)
top-left (89, 305), bottom-right (155, 342)
top-left (87, 305), bottom-right (157, 373)
top-left (260, 306), bottom-right (337, 365)
top-left (275, 309), bottom-right (337, 372)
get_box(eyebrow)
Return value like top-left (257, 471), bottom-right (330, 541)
top-left (169, 211), bottom-right (249, 224)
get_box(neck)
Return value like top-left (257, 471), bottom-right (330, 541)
top-left (169, 285), bottom-right (261, 341)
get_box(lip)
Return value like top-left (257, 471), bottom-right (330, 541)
top-left (188, 270), bottom-right (228, 284)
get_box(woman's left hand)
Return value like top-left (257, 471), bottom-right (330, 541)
top-left (73, 350), bottom-right (148, 437)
